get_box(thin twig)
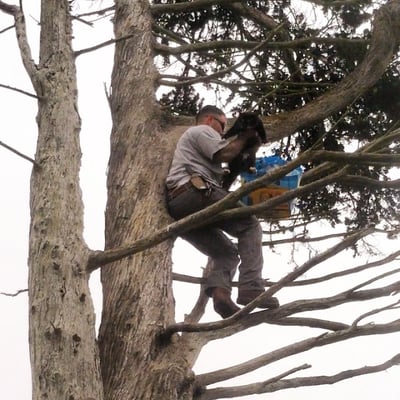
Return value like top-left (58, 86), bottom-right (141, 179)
top-left (352, 299), bottom-right (400, 327)
top-left (0, 83), bottom-right (38, 99)
top-left (74, 34), bottom-right (134, 58)
top-left (0, 140), bottom-right (39, 167)
top-left (0, 288), bottom-right (28, 297)
top-left (0, 23), bottom-right (15, 34)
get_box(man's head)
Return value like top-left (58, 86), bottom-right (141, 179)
top-left (196, 105), bottom-right (227, 136)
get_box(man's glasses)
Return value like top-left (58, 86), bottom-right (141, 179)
top-left (211, 116), bottom-right (226, 132)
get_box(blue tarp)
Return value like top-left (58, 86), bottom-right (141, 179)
top-left (240, 155), bottom-right (303, 189)
top-left (240, 155), bottom-right (303, 214)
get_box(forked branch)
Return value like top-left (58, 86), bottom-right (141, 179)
top-left (195, 320), bottom-right (400, 389)
top-left (197, 352), bottom-right (400, 399)
top-left (0, 1), bottom-right (40, 92)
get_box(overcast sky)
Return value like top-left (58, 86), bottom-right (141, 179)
top-left (0, 2), bottom-right (399, 399)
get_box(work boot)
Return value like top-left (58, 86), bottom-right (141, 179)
top-left (212, 287), bottom-right (240, 319)
top-left (237, 290), bottom-right (280, 309)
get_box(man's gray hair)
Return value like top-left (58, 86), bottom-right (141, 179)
top-left (196, 105), bottom-right (224, 122)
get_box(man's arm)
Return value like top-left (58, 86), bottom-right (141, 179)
top-left (213, 133), bottom-right (261, 162)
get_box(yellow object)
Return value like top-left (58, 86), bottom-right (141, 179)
top-left (247, 186), bottom-right (291, 219)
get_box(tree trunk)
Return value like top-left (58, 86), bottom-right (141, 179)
top-left (98, 1), bottom-right (194, 398)
top-left (28, 1), bottom-right (102, 399)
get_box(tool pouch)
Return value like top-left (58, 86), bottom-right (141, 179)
top-left (190, 175), bottom-right (208, 190)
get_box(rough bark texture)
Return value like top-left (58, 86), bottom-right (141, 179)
top-left (28, 1), bottom-right (102, 399)
top-left (98, 1), bottom-right (194, 399)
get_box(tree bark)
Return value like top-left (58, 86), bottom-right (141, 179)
top-left (28, 1), bottom-right (102, 399)
top-left (98, 1), bottom-right (195, 398)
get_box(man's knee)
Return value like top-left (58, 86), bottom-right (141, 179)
top-left (209, 241), bottom-right (239, 264)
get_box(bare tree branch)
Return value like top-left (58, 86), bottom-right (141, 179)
top-left (154, 36), bottom-right (366, 57)
top-left (173, 247), bottom-right (400, 289)
top-left (72, 5), bottom-right (114, 26)
top-left (0, 140), bottom-right (40, 167)
top-left (74, 5), bottom-right (115, 19)
top-left (74, 33), bottom-right (139, 58)
top-left (340, 176), bottom-right (400, 189)
top-left (198, 352), bottom-right (400, 399)
top-left (151, 0), bottom-right (243, 16)
top-left (0, 0), bottom-right (16, 15)
top-left (195, 320), bottom-right (400, 389)
top-left (0, 82), bottom-right (38, 98)
top-left (352, 299), bottom-right (400, 327)
top-left (0, 23), bottom-right (14, 34)
top-left (198, 364), bottom-right (313, 399)
top-left (310, 151), bottom-right (400, 165)
top-left (158, 23), bottom-right (286, 87)
top-left (263, 226), bottom-right (399, 246)
top-left (274, 285), bottom-right (400, 327)
top-left (0, 288), bottom-right (28, 297)
top-left (75, 27), bottom-right (148, 58)
top-left (291, 249), bottom-right (400, 286)
top-left (302, 0), bottom-right (369, 7)
top-left (271, 316), bottom-right (349, 331)
top-left (263, 231), bottom-right (348, 246)
top-left (301, 126), bottom-right (400, 184)
top-left (183, 260), bottom-right (213, 324)
top-left (0, 1), bottom-right (40, 92)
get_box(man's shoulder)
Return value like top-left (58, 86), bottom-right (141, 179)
top-left (185, 124), bottom-right (218, 137)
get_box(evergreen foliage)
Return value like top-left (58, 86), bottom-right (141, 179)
top-left (154, 0), bottom-right (399, 229)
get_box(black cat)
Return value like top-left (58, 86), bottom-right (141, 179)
top-left (221, 112), bottom-right (267, 189)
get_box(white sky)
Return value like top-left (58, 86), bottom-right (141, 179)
top-left (0, 2), bottom-right (399, 400)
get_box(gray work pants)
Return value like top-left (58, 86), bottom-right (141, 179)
top-left (167, 184), bottom-right (265, 296)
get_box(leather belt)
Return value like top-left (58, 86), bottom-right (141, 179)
top-left (167, 181), bottom-right (193, 200)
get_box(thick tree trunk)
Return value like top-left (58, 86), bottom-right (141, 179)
top-left (28, 1), bottom-right (102, 399)
top-left (99, 1), bottom-right (194, 399)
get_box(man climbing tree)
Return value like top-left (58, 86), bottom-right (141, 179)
top-left (166, 105), bottom-right (279, 319)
